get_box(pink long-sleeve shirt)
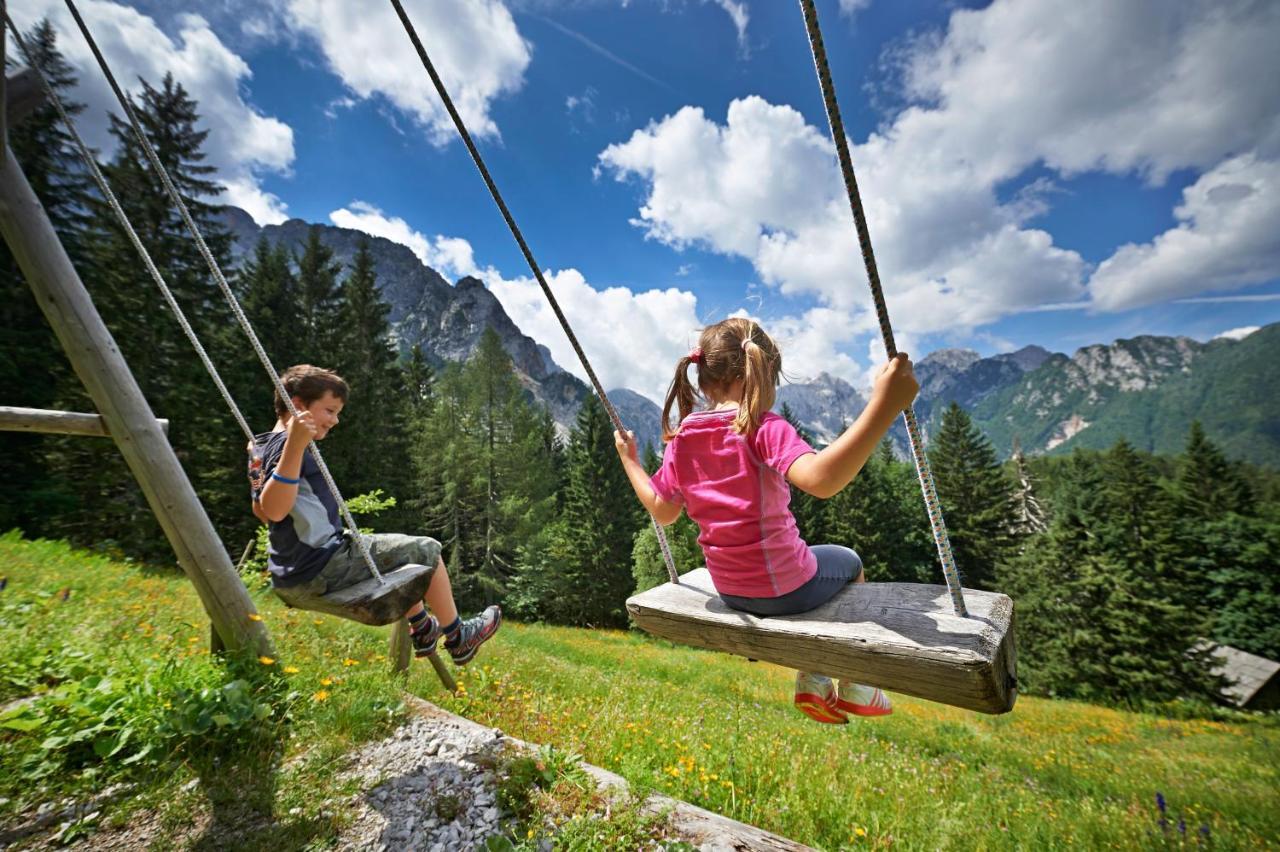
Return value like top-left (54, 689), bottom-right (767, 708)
top-left (650, 409), bottom-right (817, 598)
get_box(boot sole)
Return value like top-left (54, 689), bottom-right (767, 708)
top-left (795, 693), bottom-right (848, 724)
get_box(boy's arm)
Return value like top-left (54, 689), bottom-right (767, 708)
top-left (614, 430), bottom-right (683, 526)
top-left (257, 413), bottom-right (317, 522)
top-left (787, 354), bottom-right (918, 499)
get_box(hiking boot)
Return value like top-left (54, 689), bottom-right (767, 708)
top-left (794, 672), bottom-right (847, 724)
top-left (411, 615), bottom-right (443, 658)
top-left (834, 681), bottom-right (893, 717)
top-left (446, 605), bottom-right (502, 666)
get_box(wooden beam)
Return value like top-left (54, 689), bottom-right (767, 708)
top-left (2, 1), bottom-right (8, 146)
top-left (628, 568), bottom-right (1017, 714)
top-left (0, 405), bottom-right (169, 437)
top-left (5, 69), bottom-right (46, 129)
top-left (0, 142), bottom-right (271, 656)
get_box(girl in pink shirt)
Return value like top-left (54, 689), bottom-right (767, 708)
top-left (616, 318), bottom-right (919, 724)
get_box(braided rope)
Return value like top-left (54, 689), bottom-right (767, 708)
top-left (63, 0), bottom-right (384, 583)
top-left (7, 15), bottom-right (255, 446)
top-left (388, 0), bottom-right (679, 584)
top-left (797, 0), bottom-right (966, 616)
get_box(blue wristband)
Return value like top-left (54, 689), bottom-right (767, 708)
top-left (271, 471), bottom-right (301, 485)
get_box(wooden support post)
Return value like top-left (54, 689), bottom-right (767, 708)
top-left (0, 143), bottom-right (271, 656)
top-left (0, 405), bottom-right (168, 437)
top-left (389, 619), bottom-right (412, 675)
top-left (6, 68), bottom-right (46, 130)
top-left (2, 0), bottom-right (8, 146)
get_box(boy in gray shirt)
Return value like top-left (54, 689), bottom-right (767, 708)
top-left (250, 365), bottom-right (499, 664)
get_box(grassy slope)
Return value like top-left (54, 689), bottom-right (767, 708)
top-left (1, 534), bottom-right (1277, 850)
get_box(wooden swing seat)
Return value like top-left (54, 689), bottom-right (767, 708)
top-left (627, 569), bottom-right (1017, 714)
top-left (277, 562), bottom-right (436, 626)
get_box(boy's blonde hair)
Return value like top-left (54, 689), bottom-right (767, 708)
top-left (274, 364), bottom-right (349, 419)
top-left (661, 318), bottom-right (782, 441)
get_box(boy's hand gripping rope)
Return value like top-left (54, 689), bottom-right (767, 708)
top-left (388, 0), bottom-right (680, 584)
top-left (61, 0), bottom-right (384, 585)
top-left (797, 0), bottom-right (967, 617)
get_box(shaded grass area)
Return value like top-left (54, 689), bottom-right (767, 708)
top-left (1, 533), bottom-right (1277, 850)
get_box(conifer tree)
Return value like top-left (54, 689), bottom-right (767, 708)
top-left (511, 397), bottom-right (641, 626)
top-left (779, 402), bottom-right (831, 545)
top-left (1176, 421), bottom-right (1253, 520)
top-left (238, 237), bottom-right (300, 370)
top-left (294, 226), bottom-right (343, 364)
top-left (928, 403), bottom-right (1018, 588)
top-left (326, 239), bottom-right (413, 520)
top-left (0, 20), bottom-right (91, 534)
top-left (1009, 438), bottom-right (1048, 536)
top-left (46, 73), bottom-right (243, 556)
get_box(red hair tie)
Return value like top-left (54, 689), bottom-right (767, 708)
top-left (689, 347), bottom-right (703, 364)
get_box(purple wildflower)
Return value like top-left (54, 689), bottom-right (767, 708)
top-left (1156, 792), bottom-right (1166, 814)
top-left (1179, 818), bottom-right (1186, 835)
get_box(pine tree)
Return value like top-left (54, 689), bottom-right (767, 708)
top-left (45, 73), bottom-right (245, 557)
top-left (0, 20), bottom-right (91, 535)
top-left (294, 226), bottom-right (343, 364)
top-left (326, 239), bottom-right (413, 524)
top-left (1176, 422), bottom-right (1253, 520)
top-left (928, 403), bottom-right (1018, 589)
top-left (779, 402), bottom-right (831, 545)
top-left (238, 237), bottom-right (300, 371)
top-left (511, 397), bottom-right (642, 626)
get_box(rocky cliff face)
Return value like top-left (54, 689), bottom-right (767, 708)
top-left (220, 208), bottom-right (1276, 466)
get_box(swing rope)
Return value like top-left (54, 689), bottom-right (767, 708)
top-left (6, 15), bottom-right (256, 448)
top-left (796, 0), bottom-right (967, 617)
top-left (60, 0), bottom-right (385, 585)
top-left (388, 0), bottom-right (681, 585)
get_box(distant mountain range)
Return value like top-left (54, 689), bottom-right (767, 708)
top-left (219, 208), bottom-right (1279, 468)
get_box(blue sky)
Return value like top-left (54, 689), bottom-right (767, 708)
top-left (10, 0), bottom-right (1280, 403)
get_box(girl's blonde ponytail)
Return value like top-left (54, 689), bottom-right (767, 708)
top-left (661, 356), bottom-right (699, 442)
top-left (734, 335), bottom-right (778, 436)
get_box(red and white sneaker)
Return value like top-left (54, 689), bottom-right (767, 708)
top-left (834, 682), bottom-right (893, 717)
top-left (794, 673), bottom-right (848, 724)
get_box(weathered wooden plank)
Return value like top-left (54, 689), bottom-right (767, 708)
top-left (627, 568), bottom-right (1017, 714)
top-left (0, 405), bottom-right (168, 437)
top-left (277, 561), bottom-right (436, 627)
top-left (0, 142), bottom-right (270, 656)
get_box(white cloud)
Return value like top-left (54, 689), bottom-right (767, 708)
top-left (332, 201), bottom-right (870, 404)
top-left (1090, 154), bottom-right (1280, 311)
top-left (839, 0), bottom-right (872, 16)
top-left (1215, 326), bottom-right (1260, 341)
top-left (329, 201), bottom-right (490, 282)
top-left (224, 178), bottom-right (290, 226)
top-left (282, 0), bottom-right (531, 145)
top-left (488, 269), bottom-right (702, 405)
top-left (10, 1), bottom-right (296, 225)
top-left (599, 0), bottom-right (1280, 335)
top-left (709, 0), bottom-right (749, 53)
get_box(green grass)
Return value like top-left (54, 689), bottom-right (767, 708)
top-left (1, 532), bottom-right (1277, 850)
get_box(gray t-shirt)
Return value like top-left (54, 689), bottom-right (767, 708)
top-left (249, 431), bottom-right (342, 587)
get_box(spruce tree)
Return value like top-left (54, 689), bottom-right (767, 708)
top-left (779, 402), bottom-right (831, 545)
top-left (326, 239), bottom-right (413, 524)
top-left (511, 397), bottom-right (641, 626)
top-left (928, 403), bottom-right (1018, 589)
top-left (46, 73), bottom-right (244, 556)
top-left (238, 237), bottom-right (300, 371)
top-left (1176, 422), bottom-right (1253, 520)
top-left (0, 20), bottom-right (91, 535)
top-left (294, 226), bottom-right (343, 364)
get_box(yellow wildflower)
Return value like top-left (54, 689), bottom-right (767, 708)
top-left (248, 613), bottom-right (263, 622)
top-left (258, 656), bottom-right (275, 665)
top-left (283, 666), bottom-right (300, 674)
top-left (312, 690), bottom-right (330, 702)
top-left (320, 678), bottom-right (334, 687)
top-left (342, 657), bottom-right (359, 667)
